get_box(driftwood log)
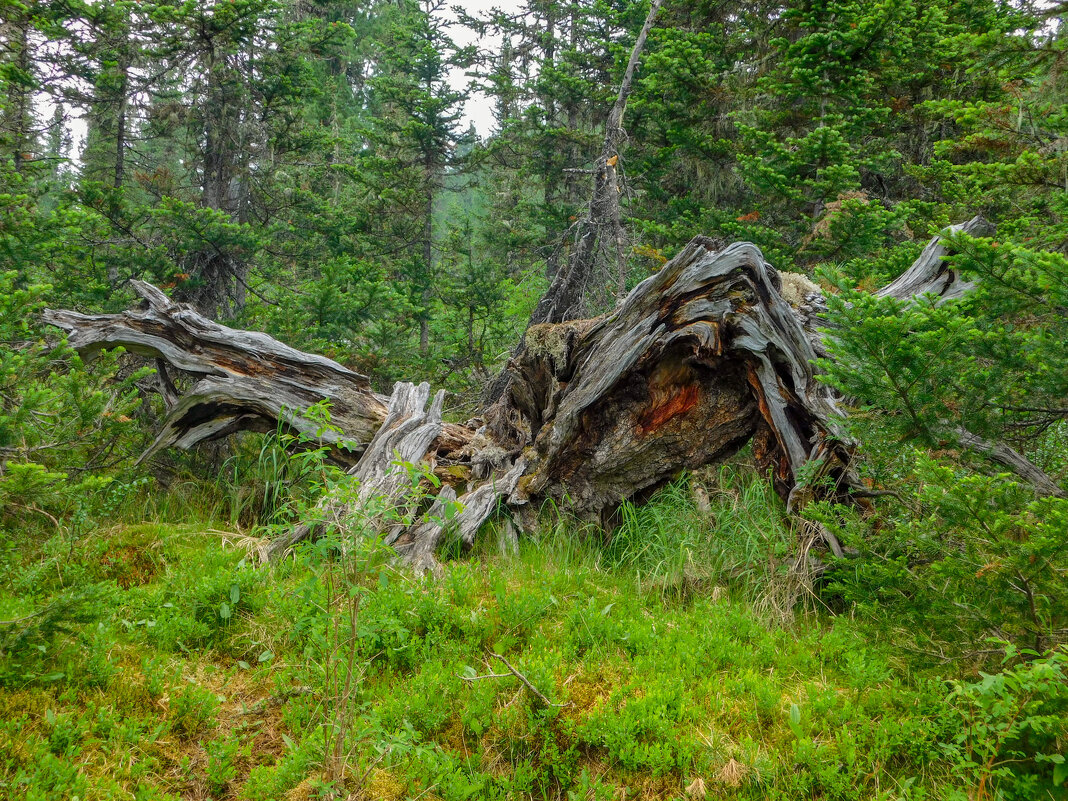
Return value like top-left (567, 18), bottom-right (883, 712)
top-left (42, 222), bottom-right (1062, 571)
top-left (41, 280), bottom-right (470, 468)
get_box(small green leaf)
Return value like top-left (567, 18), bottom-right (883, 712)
top-left (601, 603), bottom-right (615, 617)
top-left (463, 665), bottom-right (477, 679)
top-left (230, 583), bottom-right (240, 604)
top-left (219, 602), bottom-right (231, 621)
top-left (237, 661), bottom-right (250, 670)
top-left (1054, 759), bottom-right (1068, 786)
top-left (788, 703), bottom-right (803, 739)
top-left (258, 650), bottom-right (273, 663)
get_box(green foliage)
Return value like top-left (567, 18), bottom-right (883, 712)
top-left (808, 14), bottom-right (1068, 662)
top-left (0, 273), bottom-right (148, 531)
top-left (819, 230), bottom-right (1068, 451)
top-left (0, 583), bottom-right (115, 686)
top-left (170, 681), bottom-right (220, 737)
top-left (139, 547), bottom-right (267, 653)
top-left (2, 1), bottom-right (1068, 798)
top-left (943, 644), bottom-right (1068, 800)
top-left (815, 457), bottom-right (1068, 658)
top-left (0, 515), bottom-right (1064, 800)
top-left (205, 732), bottom-right (247, 793)
top-left (606, 467), bottom-right (809, 616)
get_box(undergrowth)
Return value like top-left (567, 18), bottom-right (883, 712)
top-left (2, 465), bottom-right (1064, 801)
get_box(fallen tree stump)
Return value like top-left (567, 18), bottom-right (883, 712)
top-left (44, 223), bottom-right (1060, 571)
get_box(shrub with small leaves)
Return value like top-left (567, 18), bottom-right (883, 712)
top-left (943, 644), bottom-right (1068, 799)
top-left (170, 681), bottom-right (219, 737)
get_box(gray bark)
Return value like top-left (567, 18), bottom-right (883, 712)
top-left (875, 216), bottom-right (993, 302)
top-left (44, 219), bottom-right (1063, 572)
top-left (953, 426), bottom-right (1066, 499)
top-left (489, 237), bottom-right (858, 520)
top-left (528, 0), bottom-right (663, 327)
top-left (46, 236), bottom-right (861, 568)
top-left (43, 280), bottom-right (390, 465)
top-left (266, 381), bottom-right (448, 563)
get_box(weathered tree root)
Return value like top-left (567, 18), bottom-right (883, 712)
top-left (44, 223), bottom-right (1062, 571)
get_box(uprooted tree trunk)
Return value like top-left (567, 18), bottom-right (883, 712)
top-left (42, 221), bottom-right (1062, 572)
top-left (41, 281), bottom-right (470, 469)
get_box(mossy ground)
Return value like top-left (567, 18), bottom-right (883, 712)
top-left (0, 506), bottom-right (974, 801)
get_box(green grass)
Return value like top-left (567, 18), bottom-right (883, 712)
top-left (0, 468), bottom-right (1063, 801)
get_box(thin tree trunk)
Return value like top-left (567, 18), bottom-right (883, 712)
top-left (185, 42), bottom-right (250, 320)
top-left (421, 158), bottom-right (434, 357)
top-left (541, 0), bottom-right (562, 281)
top-left (113, 35), bottom-right (129, 188)
top-left (564, 3), bottom-right (582, 209)
top-left (528, 0), bottom-right (663, 327)
top-left (2, 14), bottom-right (33, 174)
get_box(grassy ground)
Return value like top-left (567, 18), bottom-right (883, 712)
top-left (0, 471), bottom-right (1052, 800)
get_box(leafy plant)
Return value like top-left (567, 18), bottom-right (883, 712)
top-left (170, 681), bottom-right (220, 737)
top-left (0, 583), bottom-right (115, 686)
top-left (0, 273), bottom-right (150, 536)
top-left (816, 455), bottom-right (1068, 657)
top-left (943, 643), bottom-right (1068, 800)
top-left (206, 733), bottom-right (247, 794)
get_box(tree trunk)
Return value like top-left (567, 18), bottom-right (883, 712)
top-left (46, 234), bottom-right (856, 571)
top-left (421, 169), bottom-right (434, 357)
top-left (539, 0), bottom-right (561, 282)
top-left (113, 30), bottom-right (130, 189)
top-left (1, 11), bottom-right (34, 174)
top-left (41, 281), bottom-right (467, 468)
top-left (182, 41), bottom-right (251, 320)
top-left (530, 0), bottom-right (663, 327)
top-left (481, 0), bottom-right (662, 409)
top-left (43, 222), bottom-right (1064, 572)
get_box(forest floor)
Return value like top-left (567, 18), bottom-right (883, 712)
top-left (0, 474), bottom-right (982, 801)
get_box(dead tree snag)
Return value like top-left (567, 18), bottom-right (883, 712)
top-left (46, 221), bottom-right (1060, 570)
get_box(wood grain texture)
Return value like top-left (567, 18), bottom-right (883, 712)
top-left (492, 236), bottom-right (858, 520)
top-left (46, 219), bottom-right (1060, 569)
top-left (42, 281), bottom-right (469, 466)
top-left (875, 216), bottom-right (992, 302)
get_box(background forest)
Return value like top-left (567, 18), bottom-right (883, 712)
top-left (2, 0), bottom-right (1068, 799)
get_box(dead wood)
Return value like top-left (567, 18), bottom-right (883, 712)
top-left (42, 218), bottom-right (1063, 571)
top-left (875, 216), bottom-right (993, 302)
top-left (265, 381), bottom-right (448, 561)
top-left (42, 280), bottom-right (469, 467)
top-left (42, 240), bottom-right (858, 569)
top-left (460, 652), bottom-right (568, 709)
top-left (529, 0), bottom-right (664, 328)
top-left (486, 237), bottom-right (858, 521)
